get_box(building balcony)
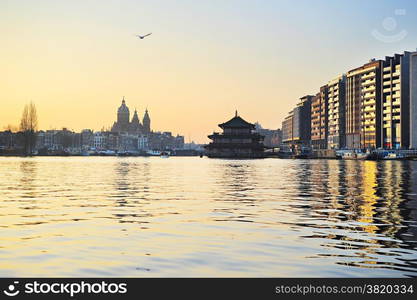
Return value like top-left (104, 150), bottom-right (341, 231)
top-left (362, 128), bottom-right (376, 133)
top-left (362, 108), bottom-right (375, 115)
top-left (363, 112), bottom-right (376, 117)
top-left (363, 119), bottom-right (375, 125)
top-left (362, 80), bottom-right (375, 87)
top-left (363, 93), bottom-right (375, 100)
top-left (362, 73), bottom-right (376, 80)
top-left (362, 109), bottom-right (376, 118)
top-left (362, 115), bottom-right (375, 121)
top-left (362, 86), bottom-right (375, 92)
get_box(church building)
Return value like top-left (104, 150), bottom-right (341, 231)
top-left (111, 97), bottom-right (151, 134)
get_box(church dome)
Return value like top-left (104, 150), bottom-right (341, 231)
top-left (118, 97), bottom-right (130, 114)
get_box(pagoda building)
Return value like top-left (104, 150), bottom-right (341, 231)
top-left (205, 111), bottom-right (265, 158)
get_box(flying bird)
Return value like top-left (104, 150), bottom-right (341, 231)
top-left (136, 33), bottom-right (152, 39)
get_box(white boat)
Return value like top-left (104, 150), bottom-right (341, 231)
top-left (146, 150), bottom-right (161, 156)
top-left (342, 151), bottom-right (369, 160)
top-left (382, 152), bottom-right (405, 160)
top-left (146, 150), bottom-right (171, 157)
top-left (98, 150), bottom-right (116, 156)
top-left (160, 151), bottom-right (170, 158)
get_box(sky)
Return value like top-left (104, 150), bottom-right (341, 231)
top-left (1, 0), bottom-right (417, 143)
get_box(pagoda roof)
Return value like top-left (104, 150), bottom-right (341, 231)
top-left (219, 114), bottom-right (255, 129)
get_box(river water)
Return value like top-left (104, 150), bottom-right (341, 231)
top-left (0, 157), bottom-right (416, 277)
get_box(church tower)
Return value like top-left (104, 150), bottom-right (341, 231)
top-left (131, 109), bottom-right (140, 124)
top-left (143, 109), bottom-right (151, 133)
top-left (117, 97), bottom-right (130, 126)
top-left (129, 108), bottom-right (142, 133)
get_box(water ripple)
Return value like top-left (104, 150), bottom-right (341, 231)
top-left (0, 157), bottom-right (416, 277)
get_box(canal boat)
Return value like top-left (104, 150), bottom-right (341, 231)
top-left (341, 151), bottom-right (369, 160)
top-left (382, 151), bottom-right (405, 160)
top-left (160, 151), bottom-right (170, 158)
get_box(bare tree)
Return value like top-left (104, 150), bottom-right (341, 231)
top-left (20, 102), bottom-right (38, 155)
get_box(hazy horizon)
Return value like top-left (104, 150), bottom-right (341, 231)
top-left (2, 0), bottom-right (417, 143)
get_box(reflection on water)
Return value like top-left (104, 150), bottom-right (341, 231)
top-left (0, 157), bottom-right (416, 277)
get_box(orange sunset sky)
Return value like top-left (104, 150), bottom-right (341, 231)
top-left (2, 0), bottom-right (416, 142)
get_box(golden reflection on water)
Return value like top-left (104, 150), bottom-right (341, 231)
top-left (0, 157), bottom-right (416, 277)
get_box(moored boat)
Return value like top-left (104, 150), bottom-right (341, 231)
top-left (160, 151), bottom-right (170, 158)
top-left (342, 151), bottom-right (369, 160)
top-left (382, 151), bottom-right (405, 160)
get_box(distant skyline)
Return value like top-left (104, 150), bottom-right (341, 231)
top-left (2, 0), bottom-right (417, 142)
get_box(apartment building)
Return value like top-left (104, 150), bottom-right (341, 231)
top-left (327, 75), bottom-right (346, 149)
top-left (310, 86), bottom-right (328, 150)
top-left (282, 111), bottom-right (294, 144)
top-left (280, 48), bottom-right (417, 151)
top-left (381, 51), bottom-right (417, 149)
top-left (411, 52), bottom-right (417, 149)
top-left (293, 95), bottom-right (313, 147)
top-left (346, 59), bottom-right (382, 149)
